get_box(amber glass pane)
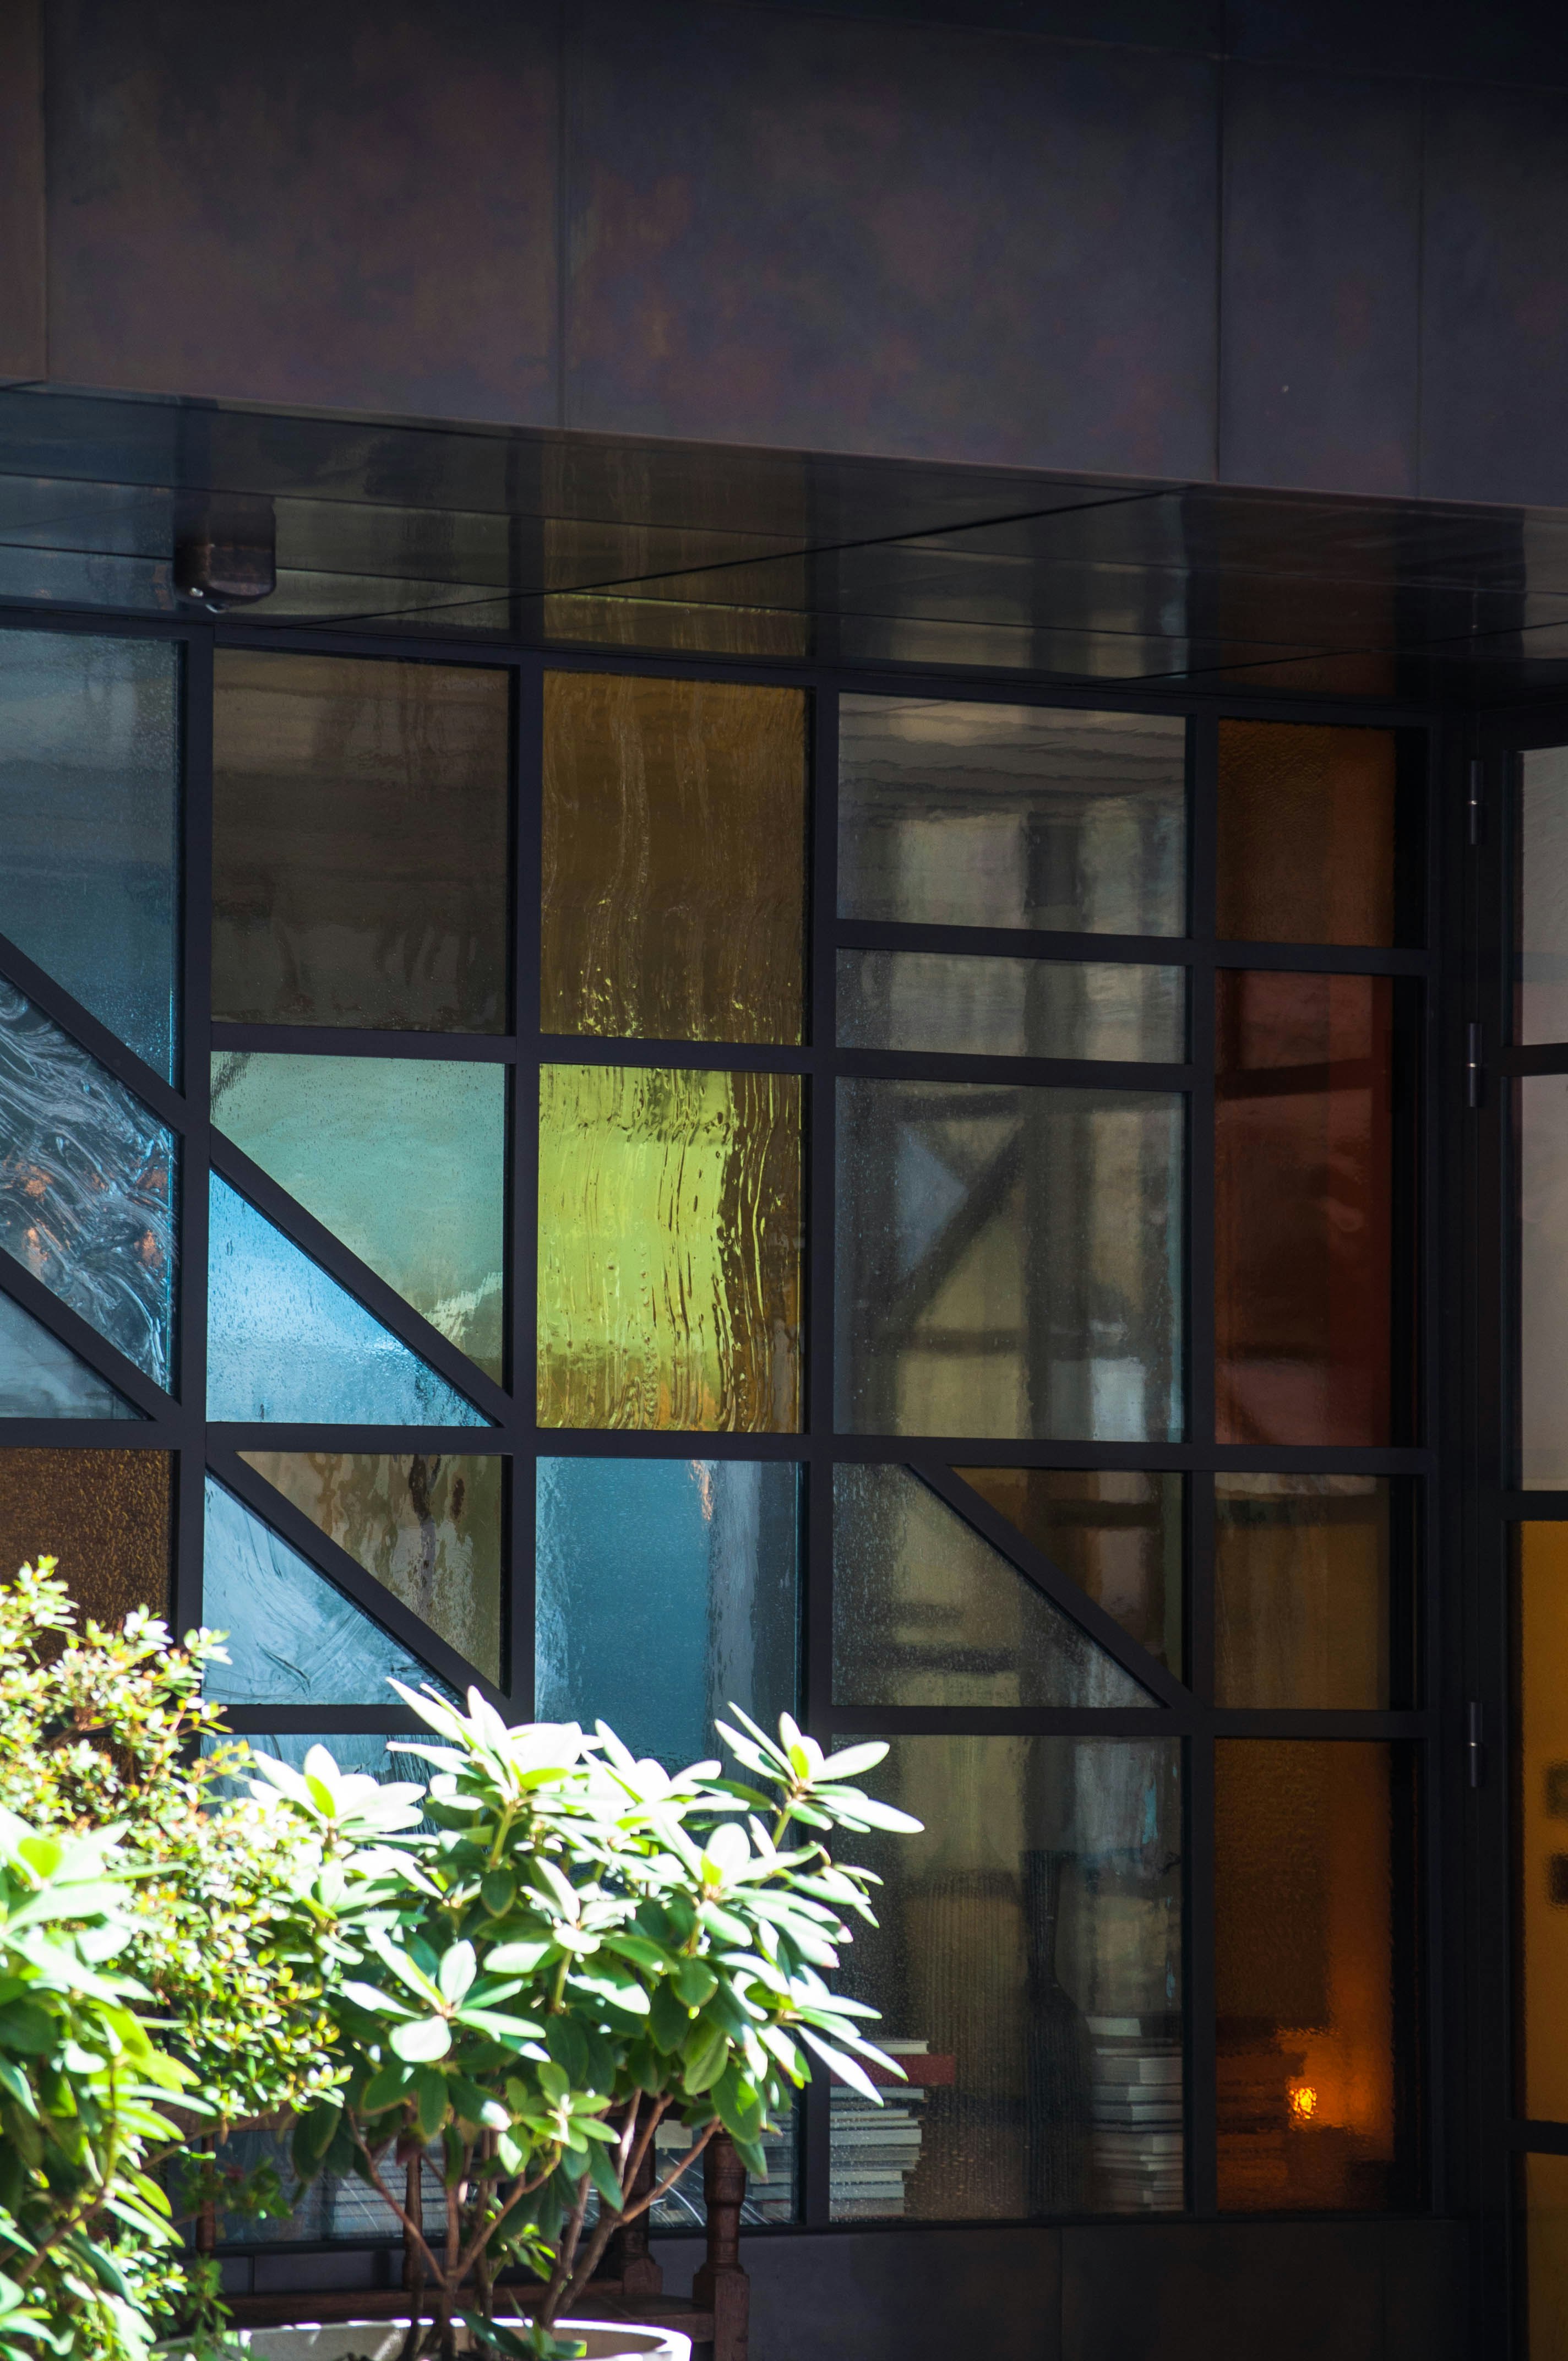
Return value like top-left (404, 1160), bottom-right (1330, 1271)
top-left (1216, 721), bottom-right (1397, 946)
top-left (1527, 2155), bottom-right (1568, 2361)
top-left (212, 651), bottom-right (509, 1031)
top-left (0, 1446), bottom-right (170, 1624)
top-left (1515, 1525), bottom-right (1568, 2122)
top-left (1215, 971), bottom-right (1395, 1447)
top-left (541, 672), bottom-right (805, 1045)
top-left (953, 1467), bottom-right (1182, 1675)
top-left (1215, 1740), bottom-right (1407, 2211)
top-left (537, 1064), bottom-right (802, 1431)
top-left (1215, 1476), bottom-right (1392, 1710)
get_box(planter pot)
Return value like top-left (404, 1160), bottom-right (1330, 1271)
top-left (242, 2324), bottom-right (690, 2361)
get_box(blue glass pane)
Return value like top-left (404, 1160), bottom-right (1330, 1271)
top-left (0, 1288), bottom-right (139, 1418)
top-left (0, 982), bottom-right (176, 1388)
top-left (206, 1177), bottom-right (488, 1427)
top-left (535, 1457), bottom-right (798, 1769)
top-left (0, 630), bottom-right (178, 1078)
top-left (202, 1476), bottom-right (444, 1707)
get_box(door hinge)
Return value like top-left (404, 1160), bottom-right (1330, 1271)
top-left (1468, 1701), bottom-right (1487, 1789)
top-left (1468, 1021), bottom-right (1484, 1109)
top-left (1468, 758), bottom-right (1484, 846)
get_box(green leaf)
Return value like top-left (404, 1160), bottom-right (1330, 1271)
top-left (362, 2060), bottom-right (412, 2116)
top-left (682, 2022), bottom-right (728, 2096)
top-left (586, 2133), bottom-right (624, 2210)
top-left (415, 2066), bottom-right (449, 2141)
top-left (673, 1957), bottom-right (718, 2008)
top-left (486, 1936), bottom-right (552, 1974)
top-left (292, 2100), bottom-right (343, 2177)
top-left (481, 1869), bottom-right (517, 1917)
top-left (390, 2016), bottom-right (453, 2064)
top-left (438, 1940), bottom-right (477, 2005)
top-left (649, 1982), bottom-right (690, 2053)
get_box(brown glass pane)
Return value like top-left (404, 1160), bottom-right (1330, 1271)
top-left (952, 1467), bottom-right (1182, 1676)
top-left (1527, 2154), bottom-right (1568, 2361)
top-left (1216, 720), bottom-right (1397, 946)
top-left (1215, 1740), bottom-right (1409, 2211)
top-left (1215, 970), bottom-right (1395, 1447)
top-left (212, 651), bottom-right (510, 1031)
top-left (541, 671), bottom-right (805, 1045)
top-left (1515, 1526), bottom-right (1568, 2123)
top-left (0, 1446), bottom-right (170, 1625)
top-left (1518, 748), bottom-right (1568, 1045)
top-left (1215, 1476), bottom-right (1392, 1710)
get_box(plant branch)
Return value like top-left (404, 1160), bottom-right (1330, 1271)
top-left (349, 2123), bottom-right (445, 2288)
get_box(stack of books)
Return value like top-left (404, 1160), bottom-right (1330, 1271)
top-left (1086, 2016), bottom-right (1184, 2212)
top-left (829, 2037), bottom-right (934, 2219)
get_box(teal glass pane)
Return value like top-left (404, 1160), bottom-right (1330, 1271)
top-left (535, 1457), bottom-right (798, 1769)
top-left (0, 629), bottom-right (179, 1078)
top-left (0, 981), bottom-right (176, 1388)
top-left (211, 1051), bottom-right (505, 1380)
top-left (0, 1289), bottom-right (139, 1418)
top-left (206, 1177), bottom-right (488, 1427)
top-left (202, 1476), bottom-right (444, 1707)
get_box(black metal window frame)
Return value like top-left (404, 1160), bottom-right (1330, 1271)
top-left (0, 601), bottom-right (1444, 2247)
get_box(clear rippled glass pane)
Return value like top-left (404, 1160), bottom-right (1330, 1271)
top-left (836, 951), bottom-right (1185, 1062)
top-left (206, 1178), bottom-right (488, 1427)
top-left (239, 1450), bottom-right (502, 1681)
top-left (537, 1065), bottom-right (803, 1432)
top-left (952, 1467), bottom-right (1183, 1678)
top-left (0, 981), bottom-right (175, 1387)
top-left (838, 698), bottom-right (1186, 935)
top-left (0, 1290), bottom-right (139, 1418)
top-left (835, 1078), bottom-right (1182, 1440)
top-left (0, 629), bottom-right (179, 1078)
top-left (831, 1464), bottom-right (1150, 1709)
top-left (202, 1475), bottom-right (444, 1707)
top-left (211, 1051), bottom-right (506, 1380)
top-left (535, 1456), bottom-right (798, 1769)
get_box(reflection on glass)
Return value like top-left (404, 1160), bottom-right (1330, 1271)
top-left (0, 1446), bottom-right (170, 1625)
top-left (535, 1457), bottom-right (798, 1767)
top-left (214, 2118), bottom-right (438, 2246)
top-left (1217, 721), bottom-right (1398, 948)
top-left (1216, 1475), bottom-right (1392, 1710)
top-left (203, 1476), bottom-right (442, 1707)
top-left (831, 1464), bottom-right (1151, 1709)
top-left (542, 672), bottom-right (806, 1045)
top-left (211, 1051), bottom-right (506, 1380)
top-left (1215, 1740), bottom-right (1408, 2211)
top-left (651, 2105), bottom-right (798, 2229)
top-left (835, 1078), bottom-right (1182, 1441)
top-left (952, 1468), bottom-right (1183, 1676)
top-left (837, 698), bottom-right (1186, 937)
top-left (0, 629), bottom-right (179, 1077)
top-left (239, 1452), bottom-right (502, 1682)
top-left (1515, 1525), bottom-right (1568, 2123)
top-left (1215, 971), bottom-right (1395, 1448)
top-left (537, 1065), bottom-right (802, 1432)
top-left (206, 1178), bottom-right (488, 1428)
top-left (833, 1736), bottom-right (1182, 2219)
top-left (1527, 2153), bottom-right (1568, 2361)
top-left (836, 952), bottom-right (1185, 1063)
top-left (0, 1290), bottom-right (138, 1418)
top-left (1520, 749), bottom-right (1568, 1045)
top-left (1518, 1078), bottom-right (1568, 1487)
top-left (0, 981), bottom-right (176, 1387)
top-left (212, 651), bottom-right (509, 1032)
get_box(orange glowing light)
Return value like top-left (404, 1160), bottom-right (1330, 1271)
top-left (1288, 2083), bottom-right (1318, 2124)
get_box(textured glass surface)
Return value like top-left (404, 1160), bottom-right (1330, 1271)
top-left (538, 1065), bottom-right (802, 1432)
top-left (1215, 971), bottom-right (1394, 1448)
top-left (1520, 749), bottom-right (1568, 1045)
top-left (211, 1051), bottom-right (505, 1380)
top-left (0, 1290), bottom-right (138, 1418)
top-left (0, 981), bottom-right (175, 1387)
top-left (836, 951), bottom-right (1185, 1063)
top-left (1519, 1078), bottom-right (1568, 1488)
top-left (650, 2106), bottom-right (798, 2230)
top-left (206, 1178), bottom-right (488, 1427)
top-left (832, 1737), bottom-right (1182, 2219)
top-left (203, 1476), bottom-right (442, 1707)
top-left (1216, 1475), bottom-right (1392, 1710)
top-left (211, 650), bottom-right (509, 1032)
top-left (542, 672), bottom-right (805, 1045)
top-left (1215, 1740), bottom-right (1407, 2211)
top-left (953, 1468), bottom-right (1183, 1677)
top-left (1217, 721), bottom-right (1398, 947)
top-left (239, 1452), bottom-right (501, 1680)
top-left (0, 629), bottom-right (178, 1077)
top-left (1527, 2154), bottom-right (1568, 2361)
top-left (835, 1079), bottom-right (1182, 1441)
top-left (535, 1457), bottom-right (798, 1768)
top-left (831, 1464), bottom-right (1151, 1709)
top-left (1515, 1526), bottom-right (1568, 2123)
top-left (838, 698), bottom-right (1186, 936)
top-left (0, 1446), bottom-right (169, 1625)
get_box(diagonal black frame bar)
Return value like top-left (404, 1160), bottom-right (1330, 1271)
top-left (0, 1254), bottom-right (171, 1421)
top-left (0, 923), bottom-right (189, 1133)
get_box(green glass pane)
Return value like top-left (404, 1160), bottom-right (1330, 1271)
top-left (537, 1064), bottom-right (802, 1432)
top-left (239, 1450), bottom-right (502, 1682)
top-left (210, 1051), bottom-right (505, 1381)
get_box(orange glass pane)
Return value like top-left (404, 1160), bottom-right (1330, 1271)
top-left (1526, 2153), bottom-right (1568, 2361)
top-left (1215, 1739), bottom-right (1408, 2211)
top-left (951, 1467), bottom-right (1183, 1675)
top-left (1216, 720), bottom-right (1398, 947)
top-left (1516, 1525), bottom-right (1568, 2122)
top-left (1215, 970), bottom-right (1396, 1446)
top-left (0, 1446), bottom-right (171, 1626)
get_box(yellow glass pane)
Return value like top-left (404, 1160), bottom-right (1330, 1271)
top-left (1527, 2153), bottom-right (1568, 2361)
top-left (541, 672), bottom-right (806, 1045)
top-left (0, 1447), bottom-right (170, 1625)
top-left (1215, 1475), bottom-right (1391, 1709)
top-left (537, 1064), bottom-right (802, 1431)
top-left (1517, 1525), bottom-right (1568, 2121)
